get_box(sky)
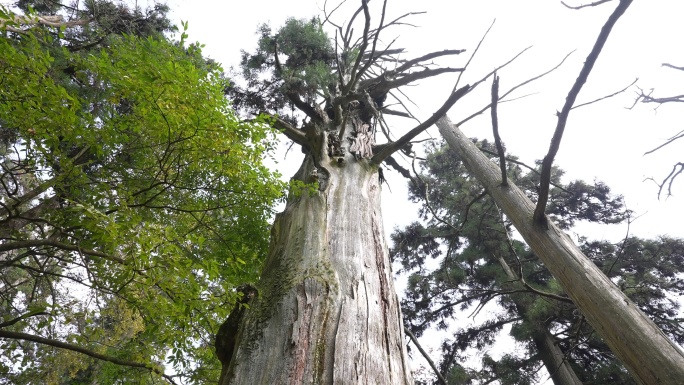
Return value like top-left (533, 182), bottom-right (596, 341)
top-left (1, 1), bottom-right (681, 382)
top-left (163, 0), bottom-right (684, 240)
top-left (7, 0), bottom-right (676, 382)
top-left (156, 1), bottom-right (684, 382)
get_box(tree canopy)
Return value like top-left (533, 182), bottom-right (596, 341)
top-left (0, 2), bottom-right (283, 384)
top-left (3, 1), bottom-right (684, 384)
top-left (393, 141), bottom-right (684, 384)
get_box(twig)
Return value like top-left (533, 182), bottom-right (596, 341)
top-left (643, 129), bottom-right (684, 155)
top-left (354, 0), bottom-right (388, 86)
top-left (411, 155), bottom-right (460, 234)
top-left (562, 0), bottom-right (614, 10)
top-left (534, 0), bottom-right (633, 226)
top-left (371, 85), bottom-right (470, 164)
top-left (647, 162), bottom-right (684, 199)
top-left (571, 77), bottom-right (637, 110)
top-left (0, 310), bottom-right (50, 328)
top-left (454, 19), bottom-right (496, 92)
top-left (478, 148), bottom-right (570, 193)
top-left (458, 51), bottom-right (573, 127)
top-left (606, 211), bottom-right (640, 276)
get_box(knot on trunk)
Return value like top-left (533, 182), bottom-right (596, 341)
top-left (349, 123), bottom-right (375, 159)
top-left (327, 132), bottom-right (345, 162)
top-left (216, 284), bottom-right (258, 383)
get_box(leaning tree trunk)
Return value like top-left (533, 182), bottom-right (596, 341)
top-left (218, 130), bottom-right (413, 384)
top-left (438, 115), bottom-right (684, 385)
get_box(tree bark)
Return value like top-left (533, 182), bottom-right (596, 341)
top-left (531, 330), bottom-right (583, 385)
top-left (219, 131), bottom-right (413, 384)
top-left (438, 115), bottom-right (684, 385)
top-left (495, 255), bottom-right (582, 385)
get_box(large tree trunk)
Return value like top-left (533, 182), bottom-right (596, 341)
top-left (219, 133), bottom-right (413, 384)
top-left (438, 115), bottom-right (684, 385)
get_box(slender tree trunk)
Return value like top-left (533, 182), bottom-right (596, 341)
top-left (438, 115), bottom-right (684, 385)
top-left (532, 330), bottom-right (583, 385)
top-left (219, 131), bottom-right (413, 384)
top-left (496, 255), bottom-right (583, 385)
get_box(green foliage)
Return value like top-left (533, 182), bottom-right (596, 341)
top-left (0, 4), bottom-right (283, 384)
top-left (229, 17), bottom-right (334, 124)
top-left (392, 140), bottom-right (681, 384)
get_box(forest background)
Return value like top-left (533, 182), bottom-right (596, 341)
top-left (163, 0), bottom-right (684, 382)
top-left (1, 0), bottom-right (683, 384)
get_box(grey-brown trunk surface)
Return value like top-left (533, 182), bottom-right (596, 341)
top-left (438, 115), bottom-right (684, 385)
top-left (221, 147), bottom-right (413, 384)
top-left (496, 255), bottom-right (582, 385)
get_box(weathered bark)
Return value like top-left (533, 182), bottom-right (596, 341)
top-left (495, 255), bottom-right (582, 385)
top-left (532, 330), bottom-right (582, 385)
top-left (219, 130), bottom-right (413, 384)
top-left (438, 115), bottom-right (684, 385)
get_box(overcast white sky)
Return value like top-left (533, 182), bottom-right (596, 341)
top-left (8, 0), bottom-right (676, 381)
top-left (163, 0), bottom-right (684, 241)
top-left (159, 2), bottom-right (684, 381)
top-left (2, 1), bottom-right (681, 381)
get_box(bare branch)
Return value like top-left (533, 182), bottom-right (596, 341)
top-left (0, 310), bottom-right (50, 328)
top-left (369, 67), bottom-right (465, 98)
top-left (643, 129), bottom-right (684, 155)
top-left (490, 74), bottom-right (507, 186)
top-left (469, 46), bottom-right (532, 92)
top-left (562, 0), bottom-right (614, 10)
top-left (321, 0), bottom-right (347, 29)
top-left (375, 11), bottom-right (426, 35)
top-left (383, 155), bottom-right (414, 182)
top-left (0, 330), bottom-right (176, 384)
top-left (646, 162), bottom-right (684, 199)
top-left (380, 108), bottom-right (413, 118)
top-left (360, 49), bottom-right (466, 90)
top-left (345, 0), bottom-right (372, 93)
top-left (354, 0), bottom-right (388, 85)
top-left (534, 0), bottom-right (633, 226)
top-left (571, 77), bottom-right (637, 110)
top-left (478, 148), bottom-right (570, 193)
top-left (343, 3), bottom-right (365, 47)
top-left (371, 85), bottom-right (470, 164)
top-left (459, 54), bottom-right (568, 126)
top-left (264, 113), bottom-right (310, 148)
top-left (1, 13), bottom-right (91, 33)
top-left (0, 240), bottom-right (126, 265)
top-left (404, 327), bottom-right (448, 385)
top-left (454, 19), bottom-right (496, 92)
top-left (662, 63), bottom-right (684, 71)
top-left (362, 48), bottom-right (405, 60)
